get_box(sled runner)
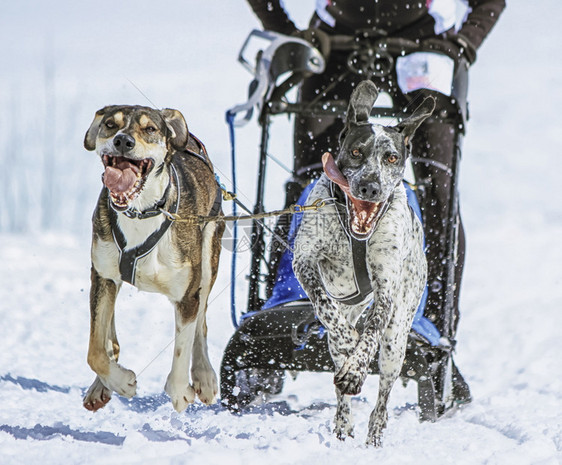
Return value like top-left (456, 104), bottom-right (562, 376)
top-left (221, 30), bottom-right (470, 421)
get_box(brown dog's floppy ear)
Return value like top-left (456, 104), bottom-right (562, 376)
top-left (84, 107), bottom-right (109, 151)
top-left (395, 96), bottom-right (436, 145)
top-left (347, 80), bottom-right (379, 125)
top-left (162, 108), bottom-right (189, 151)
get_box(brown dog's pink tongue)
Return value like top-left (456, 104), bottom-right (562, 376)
top-left (322, 152), bottom-right (350, 191)
top-left (103, 166), bottom-right (137, 194)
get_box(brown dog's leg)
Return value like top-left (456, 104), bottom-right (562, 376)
top-left (191, 223), bottom-right (223, 405)
top-left (165, 259), bottom-right (202, 412)
top-left (191, 311), bottom-right (217, 405)
top-left (83, 312), bottom-right (120, 411)
top-left (85, 267), bottom-right (136, 407)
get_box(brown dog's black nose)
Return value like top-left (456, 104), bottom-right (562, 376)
top-left (113, 134), bottom-right (136, 153)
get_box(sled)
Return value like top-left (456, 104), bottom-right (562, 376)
top-left (221, 30), bottom-right (471, 421)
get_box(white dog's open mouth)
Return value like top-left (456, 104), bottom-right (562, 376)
top-left (102, 155), bottom-right (153, 209)
top-left (322, 152), bottom-right (383, 240)
top-left (346, 196), bottom-right (382, 239)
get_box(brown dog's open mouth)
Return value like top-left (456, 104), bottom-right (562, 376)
top-left (102, 155), bottom-right (153, 209)
top-left (322, 152), bottom-right (383, 240)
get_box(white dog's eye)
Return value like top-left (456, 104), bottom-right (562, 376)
top-left (386, 153), bottom-right (398, 164)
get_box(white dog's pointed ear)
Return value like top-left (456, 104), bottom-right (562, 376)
top-left (84, 107), bottom-right (111, 151)
top-left (347, 80), bottom-right (379, 125)
top-left (162, 108), bottom-right (189, 151)
top-left (395, 97), bottom-right (436, 145)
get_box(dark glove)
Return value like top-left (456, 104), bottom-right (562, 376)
top-left (423, 34), bottom-right (477, 66)
top-left (292, 27), bottom-right (331, 60)
top-left (449, 33), bottom-right (477, 64)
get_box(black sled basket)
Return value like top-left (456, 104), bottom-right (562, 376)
top-left (221, 30), bottom-right (471, 421)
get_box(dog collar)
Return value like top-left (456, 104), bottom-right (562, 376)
top-left (108, 163), bottom-right (180, 286)
top-left (119, 181), bottom-right (172, 220)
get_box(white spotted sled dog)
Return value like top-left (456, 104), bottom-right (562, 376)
top-left (293, 80), bottom-right (435, 446)
top-left (83, 105), bottom-right (224, 412)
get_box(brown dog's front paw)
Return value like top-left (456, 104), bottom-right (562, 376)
top-left (192, 369), bottom-right (218, 405)
top-left (106, 364), bottom-right (137, 398)
top-left (165, 375), bottom-right (196, 412)
top-left (83, 376), bottom-right (112, 412)
top-left (334, 356), bottom-right (368, 395)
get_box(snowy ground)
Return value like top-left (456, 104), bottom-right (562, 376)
top-left (1, 1), bottom-right (561, 464)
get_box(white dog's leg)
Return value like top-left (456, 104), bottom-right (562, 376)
top-left (366, 312), bottom-right (412, 447)
top-left (330, 343), bottom-right (355, 440)
top-left (334, 389), bottom-right (354, 439)
top-left (293, 262), bottom-right (360, 355)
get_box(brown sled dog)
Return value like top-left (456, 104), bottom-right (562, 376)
top-left (83, 105), bottom-right (224, 412)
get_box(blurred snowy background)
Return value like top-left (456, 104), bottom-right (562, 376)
top-left (0, 1), bottom-right (561, 464)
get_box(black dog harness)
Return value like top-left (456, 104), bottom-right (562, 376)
top-left (327, 181), bottom-right (392, 306)
top-left (108, 163), bottom-right (180, 286)
top-left (108, 136), bottom-right (221, 286)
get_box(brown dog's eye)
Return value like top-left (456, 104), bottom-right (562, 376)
top-left (105, 121), bottom-right (116, 129)
top-left (386, 153), bottom-right (398, 164)
top-left (351, 149), bottom-right (361, 158)
top-left (144, 126), bottom-right (156, 134)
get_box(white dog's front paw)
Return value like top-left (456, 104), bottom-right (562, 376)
top-left (334, 351), bottom-right (369, 395)
top-left (334, 414), bottom-right (354, 440)
top-left (366, 409), bottom-right (388, 448)
top-left (165, 375), bottom-right (196, 412)
top-left (333, 394), bottom-right (354, 440)
top-left (366, 425), bottom-right (384, 448)
top-left (105, 363), bottom-right (137, 398)
top-left (192, 367), bottom-right (218, 405)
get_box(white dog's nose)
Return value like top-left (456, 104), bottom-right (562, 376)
top-left (358, 181), bottom-right (380, 199)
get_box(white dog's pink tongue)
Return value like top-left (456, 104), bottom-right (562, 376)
top-left (103, 166), bottom-right (137, 194)
top-left (322, 152), bottom-right (350, 191)
top-left (322, 152), bottom-right (381, 236)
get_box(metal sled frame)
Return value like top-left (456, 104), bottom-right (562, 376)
top-left (221, 30), bottom-right (469, 421)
